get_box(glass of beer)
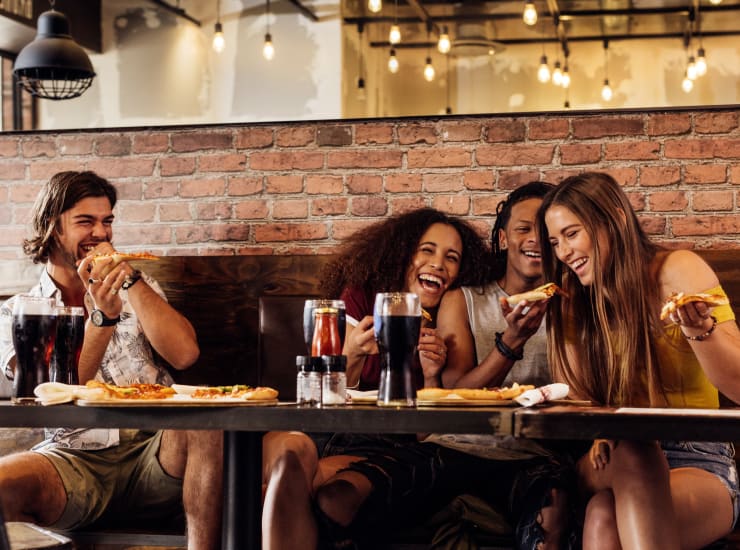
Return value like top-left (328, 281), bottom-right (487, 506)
top-left (50, 306), bottom-right (85, 385)
top-left (11, 295), bottom-right (57, 404)
top-left (303, 299), bottom-right (346, 357)
top-left (374, 292), bottom-right (421, 408)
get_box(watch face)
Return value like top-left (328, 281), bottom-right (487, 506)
top-left (91, 309), bottom-right (104, 326)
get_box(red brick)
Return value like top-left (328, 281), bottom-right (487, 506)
top-left (317, 126), bottom-right (352, 147)
top-left (640, 165), bottom-right (681, 187)
top-left (476, 145), bottom-right (554, 166)
top-left (423, 173), bottom-right (463, 192)
top-left (119, 203), bottom-right (156, 222)
top-left (13, 205), bottom-right (34, 223)
top-left (671, 215), bottom-right (740, 236)
top-left (144, 180), bottom-right (180, 199)
top-left (0, 227), bottom-right (30, 246)
top-left (560, 143), bottom-right (601, 165)
top-left (276, 127), bottom-right (316, 147)
top-left (175, 223), bottom-right (251, 243)
top-left (254, 223), bottom-right (328, 242)
top-left (22, 137), bottom-right (56, 158)
top-left (235, 128), bottom-right (273, 149)
top-left (116, 225), bottom-right (170, 245)
top-left (234, 246), bottom-right (276, 255)
top-left (646, 113), bottom-right (691, 136)
top-left (0, 161), bottom-right (26, 181)
top-left (160, 157), bottom-right (196, 177)
top-left (440, 122), bottom-right (482, 142)
top-left (328, 150), bottom-right (402, 169)
top-left (604, 141), bottom-right (660, 161)
top-left (483, 120), bottom-right (526, 142)
top-left (235, 200), bottom-right (269, 220)
top-left (180, 177), bottom-right (226, 197)
top-left (389, 197), bottom-right (427, 214)
top-left (386, 173), bottom-right (422, 193)
top-left (638, 216), bottom-right (667, 236)
top-left (29, 160), bottom-right (85, 180)
top-left (714, 139), bottom-right (740, 159)
top-left (87, 158), bottom-right (156, 178)
top-left (431, 195), bottom-right (470, 215)
top-left (266, 175), bottom-right (302, 193)
top-left (59, 136), bottom-right (94, 155)
top-left (499, 171), bottom-right (543, 190)
top-left (0, 204), bottom-right (11, 224)
top-left (347, 174), bottom-right (382, 194)
top-left (541, 169), bottom-right (581, 183)
top-left (407, 148), bottom-right (470, 168)
top-left (464, 171), bottom-right (495, 191)
top-left (649, 191), bottom-right (688, 212)
top-left (196, 202), bottom-right (233, 220)
top-left (0, 138), bottom-right (18, 157)
top-left (274, 200), bottom-right (309, 219)
top-left (331, 219), bottom-right (376, 240)
top-left (172, 131), bottom-right (233, 152)
top-left (133, 134), bottom-right (169, 154)
top-left (350, 197), bottom-right (388, 217)
top-left (159, 203), bottom-right (192, 222)
top-left (96, 135), bottom-right (131, 156)
top-left (572, 117), bottom-right (644, 139)
top-left (664, 139), bottom-right (714, 159)
top-left (10, 183), bottom-right (42, 202)
top-left (312, 198), bottom-right (348, 216)
top-left (604, 168), bottom-right (638, 187)
top-left (355, 124), bottom-right (394, 144)
top-left (625, 191), bottom-right (645, 212)
top-left (228, 176), bottom-right (263, 196)
top-left (731, 165), bottom-right (740, 185)
top-left (306, 175), bottom-right (343, 195)
top-left (694, 112), bottom-right (738, 134)
top-left (684, 164), bottom-right (727, 184)
top-left (113, 181), bottom-right (144, 200)
top-left (472, 194), bottom-right (507, 216)
top-left (398, 124), bottom-right (437, 145)
top-left (692, 191), bottom-right (734, 211)
top-left (199, 153), bottom-right (246, 172)
top-left (251, 151), bottom-right (324, 170)
top-left (528, 118), bottom-right (569, 140)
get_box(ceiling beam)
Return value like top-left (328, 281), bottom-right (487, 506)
top-left (148, 0), bottom-right (201, 26)
top-left (286, 0), bottom-right (319, 22)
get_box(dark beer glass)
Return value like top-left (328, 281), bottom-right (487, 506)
top-left (11, 296), bottom-right (57, 404)
top-left (303, 299), bottom-right (346, 357)
top-left (50, 306), bottom-right (85, 385)
top-left (374, 292), bottom-right (421, 407)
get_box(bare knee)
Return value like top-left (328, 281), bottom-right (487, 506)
top-left (0, 452), bottom-right (66, 525)
top-left (583, 490), bottom-right (619, 550)
top-left (264, 432), bottom-right (317, 486)
top-left (315, 478), bottom-right (364, 527)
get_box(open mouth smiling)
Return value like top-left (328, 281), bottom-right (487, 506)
top-left (418, 273), bottom-right (445, 292)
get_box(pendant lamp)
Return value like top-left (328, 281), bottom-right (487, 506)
top-left (13, 4), bottom-right (95, 101)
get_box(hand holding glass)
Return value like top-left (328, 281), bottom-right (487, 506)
top-left (374, 292), bottom-right (421, 407)
top-left (11, 295), bottom-right (57, 404)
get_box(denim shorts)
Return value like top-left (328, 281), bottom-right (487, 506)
top-left (662, 440), bottom-right (739, 527)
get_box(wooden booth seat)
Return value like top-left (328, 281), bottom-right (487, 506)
top-left (1, 251), bottom-right (740, 548)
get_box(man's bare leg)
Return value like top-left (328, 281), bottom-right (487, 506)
top-left (0, 452), bottom-right (67, 525)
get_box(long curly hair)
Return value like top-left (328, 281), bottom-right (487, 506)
top-left (23, 171), bottom-right (117, 264)
top-left (321, 208), bottom-right (492, 299)
top-left (537, 172), bottom-right (665, 406)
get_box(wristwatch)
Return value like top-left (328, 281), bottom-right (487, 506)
top-left (90, 309), bottom-right (120, 327)
top-left (122, 269), bottom-right (142, 290)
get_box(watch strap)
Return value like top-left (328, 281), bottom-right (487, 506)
top-left (122, 269), bottom-right (142, 290)
top-left (92, 309), bottom-right (120, 327)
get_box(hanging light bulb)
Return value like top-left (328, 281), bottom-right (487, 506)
top-left (438, 26), bottom-right (451, 54)
top-left (368, 0), bottom-right (382, 13)
top-left (263, 33), bottom-right (274, 60)
top-left (388, 49), bottom-right (399, 73)
top-left (523, 2), bottom-right (538, 26)
top-left (424, 56), bottom-right (435, 81)
top-left (686, 56), bottom-right (698, 80)
top-left (552, 60), bottom-right (563, 86)
top-left (709, 0), bottom-right (722, 4)
top-left (212, 22), bottom-right (225, 53)
top-left (682, 72), bottom-right (694, 92)
top-left (561, 64), bottom-right (571, 88)
top-left (389, 24), bottom-right (401, 44)
top-left (537, 54), bottom-right (550, 83)
top-left (601, 79), bottom-right (613, 101)
top-left (696, 47), bottom-right (707, 76)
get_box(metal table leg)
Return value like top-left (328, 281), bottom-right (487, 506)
top-left (222, 431), bottom-right (264, 550)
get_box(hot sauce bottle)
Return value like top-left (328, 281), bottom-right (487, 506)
top-left (311, 308), bottom-right (341, 357)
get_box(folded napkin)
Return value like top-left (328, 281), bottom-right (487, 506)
top-left (34, 382), bottom-right (104, 406)
top-left (514, 383), bottom-right (569, 407)
top-left (346, 389), bottom-right (377, 403)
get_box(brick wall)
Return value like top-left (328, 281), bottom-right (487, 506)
top-left (0, 107), bottom-right (738, 260)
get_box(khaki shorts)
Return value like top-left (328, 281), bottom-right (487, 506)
top-left (36, 430), bottom-right (183, 530)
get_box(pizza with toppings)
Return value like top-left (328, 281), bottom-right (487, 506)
top-left (505, 283), bottom-right (567, 307)
top-left (86, 380), bottom-right (176, 399)
top-left (190, 385), bottom-right (278, 401)
top-left (417, 383), bottom-right (534, 402)
top-left (660, 291), bottom-right (729, 321)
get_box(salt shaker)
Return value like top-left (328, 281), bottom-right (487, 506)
top-left (296, 355), bottom-right (322, 407)
top-left (321, 355), bottom-right (347, 406)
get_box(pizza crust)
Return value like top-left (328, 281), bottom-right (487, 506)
top-left (660, 292), bottom-right (729, 320)
top-left (506, 283), bottom-right (565, 307)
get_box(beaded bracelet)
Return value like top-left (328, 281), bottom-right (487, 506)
top-left (684, 316), bottom-right (717, 342)
top-left (495, 332), bottom-right (523, 361)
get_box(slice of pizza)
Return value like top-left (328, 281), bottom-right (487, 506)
top-left (417, 383), bottom-right (534, 401)
top-left (660, 291), bottom-right (729, 321)
top-left (191, 385), bottom-right (278, 401)
top-left (505, 283), bottom-right (566, 307)
top-left (90, 250), bottom-right (158, 276)
top-left (85, 380), bottom-right (175, 400)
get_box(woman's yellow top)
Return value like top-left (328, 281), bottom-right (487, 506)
top-left (656, 285), bottom-right (735, 409)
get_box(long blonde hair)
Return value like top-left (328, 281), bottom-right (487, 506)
top-left (537, 172), bottom-right (666, 406)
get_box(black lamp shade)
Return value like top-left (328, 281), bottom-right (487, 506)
top-left (13, 10), bottom-right (96, 100)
